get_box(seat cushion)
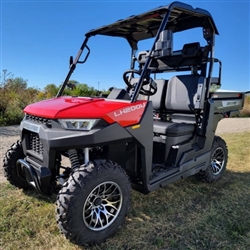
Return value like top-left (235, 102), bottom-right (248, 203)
top-left (153, 121), bottom-right (195, 137)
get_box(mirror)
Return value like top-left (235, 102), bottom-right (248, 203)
top-left (77, 45), bottom-right (90, 64)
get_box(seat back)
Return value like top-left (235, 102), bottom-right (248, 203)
top-left (178, 42), bottom-right (203, 70)
top-left (166, 75), bottom-right (202, 112)
top-left (149, 79), bottom-right (167, 110)
top-left (129, 78), bottom-right (167, 109)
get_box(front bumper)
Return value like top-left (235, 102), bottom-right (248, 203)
top-left (17, 158), bottom-right (52, 195)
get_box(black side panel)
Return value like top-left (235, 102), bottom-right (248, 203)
top-left (126, 102), bottom-right (154, 192)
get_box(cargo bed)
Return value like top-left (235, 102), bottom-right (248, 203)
top-left (212, 91), bottom-right (245, 117)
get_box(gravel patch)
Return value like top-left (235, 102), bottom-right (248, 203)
top-left (1, 118), bottom-right (249, 183)
top-left (216, 118), bottom-right (250, 134)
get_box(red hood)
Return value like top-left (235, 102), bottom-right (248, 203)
top-left (24, 96), bottom-right (147, 127)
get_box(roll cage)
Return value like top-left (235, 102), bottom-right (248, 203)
top-left (57, 1), bottom-right (220, 101)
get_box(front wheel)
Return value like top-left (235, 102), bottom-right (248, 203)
top-left (3, 140), bottom-right (32, 190)
top-left (56, 159), bottom-right (131, 246)
top-left (199, 136), bottom-right (228, 182)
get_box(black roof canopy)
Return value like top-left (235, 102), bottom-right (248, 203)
top-left (86, 1), bottom-right (219, 48)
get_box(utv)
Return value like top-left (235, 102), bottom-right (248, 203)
top-left (3, 1), bottom-right (245, 246)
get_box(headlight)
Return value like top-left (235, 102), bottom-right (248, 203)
top-left (59, 119), bottom-right (98, 131)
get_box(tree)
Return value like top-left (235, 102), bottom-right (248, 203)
top-left (4, 77), bottom-right (27, 91)
top-left (71, 83), bottom-right (92, 96)
top-left (44, 84), bottom-right (59, 98)
top-left (0, 69), bottom-right (14, 88)
top-left (0, 72), bottom-right (39, 125)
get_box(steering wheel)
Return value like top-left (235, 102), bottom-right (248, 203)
top-left (123, 69), bottom-right (157, 96)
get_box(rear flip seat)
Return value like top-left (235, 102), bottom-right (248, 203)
top-left (153, 74), bottom-right (202, 137)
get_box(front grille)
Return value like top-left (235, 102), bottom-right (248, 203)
top-left (25, 114), bottom-right (51, 127)
top-left (29, 132), bottom-right (43, 156)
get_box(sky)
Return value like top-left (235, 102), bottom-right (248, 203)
top-left (0, 0), bottom-right (249, 92)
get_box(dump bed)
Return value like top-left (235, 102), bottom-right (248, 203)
top-left (212, 91), bottom-right (245, 117)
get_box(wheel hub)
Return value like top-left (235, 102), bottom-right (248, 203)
top-left (94, 197), bottom-right (102, 206)
top-left (211, 147), bottom-right (225, 175)
top-left (83, 181), bottom-right (123, 231)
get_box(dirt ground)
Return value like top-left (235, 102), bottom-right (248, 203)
top-left (0, 118), bottom-right (249, 183)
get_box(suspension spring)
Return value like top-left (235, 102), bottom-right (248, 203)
top-left (68, 149), bottom-right (80, 169)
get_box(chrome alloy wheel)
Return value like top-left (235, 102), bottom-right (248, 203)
top-left (210, 147), bottom-right (225, 175)
top-left (83, 181), bottom-right (123, 231)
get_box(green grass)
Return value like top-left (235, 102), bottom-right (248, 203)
top-left (1, 132), bottom-right (250, 250)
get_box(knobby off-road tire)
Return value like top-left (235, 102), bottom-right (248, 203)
top-left (3, 140), bottom-right (32, 190)
top-left (56, 159), bottom-right (131, 246)
top-left (199, 136), bottom-right (228, 182)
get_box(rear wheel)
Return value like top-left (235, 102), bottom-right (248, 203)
top-left (56, 159), bottom-right (131, 246)
top-left (199, 136), bottom-right (228, 182)
top-left (3, 140), bottom-right (32, 189)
